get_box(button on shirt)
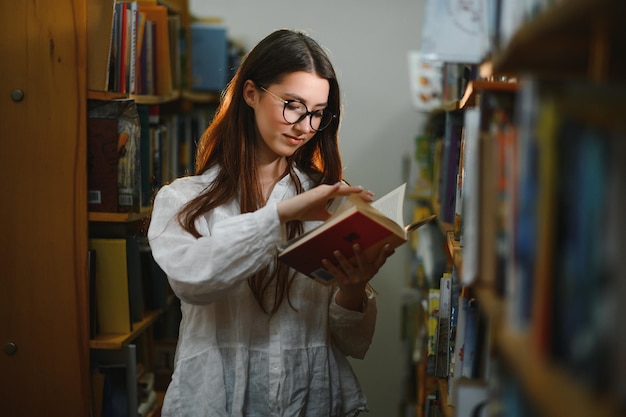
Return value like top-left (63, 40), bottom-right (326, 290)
top-left (148, 166), bottom-right (377, 417)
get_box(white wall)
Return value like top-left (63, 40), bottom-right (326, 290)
top-left (189, 1), bottom-right (426, 415)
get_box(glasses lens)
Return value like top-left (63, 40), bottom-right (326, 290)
top-left (316, 110), bottom-right (334, 131)
top-left (283, 102), bottom-right (334, 131)
top-left (283, 101), bottom-right (307, 124)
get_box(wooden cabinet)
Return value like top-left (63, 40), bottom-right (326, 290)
top-left (0, 1), bottom-right (90, 415)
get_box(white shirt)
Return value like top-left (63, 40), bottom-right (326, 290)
top-left (148, 166), bottom-right (377, 417)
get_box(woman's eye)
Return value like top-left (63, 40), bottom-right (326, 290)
top-left (285, 101), bottom-right (305, 112)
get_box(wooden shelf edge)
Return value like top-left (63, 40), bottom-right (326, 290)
top-left (87, 90), bottom-right (129, 101)
top-left (445, 230), bottom-right (463, 276)
top-left (181, 90), bottom-right (221, 104)
top-left (88, 207), bottom-right (151, 223)
top-left (131, 90), bottom-right (181, 104)
top-left (459, 80), bottom-right (520, 109)
top-left (90, 309), bottom-right (161, 350)
top-left (88, 90), bottom-right (183, 105)
top-left (437, 378), bottom-right (455, 417)
top-left (497, 329), bottom-right (622, 417)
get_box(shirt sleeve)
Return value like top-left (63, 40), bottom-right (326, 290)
top-left (147, 181), bottom-right (283, 305)
top-left (328, 288), bottom-right (377, 359)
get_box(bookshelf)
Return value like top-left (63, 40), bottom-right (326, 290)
top-left (492, 0), bottom-right (626, 81)
top-left (90, 309), bottom-right (161, 350)
top-left (0, 0), bottom-right (225, 414)
top-left (413, 1), bottom-right (626, 417)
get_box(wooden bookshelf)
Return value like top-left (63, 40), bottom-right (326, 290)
top-left (497, 329), bottom-right (621, 417)
top-left (90, 310), bottom-right (161, 350)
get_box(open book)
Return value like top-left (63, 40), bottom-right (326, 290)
top-left (278, 183), bottom-right (437, 284)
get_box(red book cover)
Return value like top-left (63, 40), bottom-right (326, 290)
top-left (278, 184), bottom-right (437, 285)
top-left (279, 210), bottom-right (407, 284)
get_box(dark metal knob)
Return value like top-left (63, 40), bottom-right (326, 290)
top-left (4, 342), bottom-right (17, 355)
top-left (11, 89), bottom-right (24, 102)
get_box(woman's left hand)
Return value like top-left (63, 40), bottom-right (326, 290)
top-left (323, 243), bottom-right (395, 311)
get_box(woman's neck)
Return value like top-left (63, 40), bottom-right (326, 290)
top-left (258, 157), bottom-right (288, 202)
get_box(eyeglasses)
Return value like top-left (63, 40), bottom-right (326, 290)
top-left (260, 86), bottom-right (336, 132)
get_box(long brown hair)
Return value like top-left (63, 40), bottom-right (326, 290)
top-left (177, 29), bottom-right (344, 313)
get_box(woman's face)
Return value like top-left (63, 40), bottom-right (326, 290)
top-left (244, 71), bottom-right (330, 162)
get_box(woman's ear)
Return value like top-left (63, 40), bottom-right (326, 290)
top-left (243, 80), bottom-right (258, 107)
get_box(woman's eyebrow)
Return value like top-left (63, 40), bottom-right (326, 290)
top-left (283, 92), bottom-right (328, 107)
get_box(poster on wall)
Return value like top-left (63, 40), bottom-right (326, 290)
top-left (420, 0), bottom-right (489, 64)
top-left (408, 51), bottom-right (443, 112)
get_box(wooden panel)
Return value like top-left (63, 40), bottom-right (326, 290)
top-left (0, 1), bottom-right (90, 415)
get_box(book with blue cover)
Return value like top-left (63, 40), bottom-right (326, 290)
top-left (190, 22), bottom-right (228, 93)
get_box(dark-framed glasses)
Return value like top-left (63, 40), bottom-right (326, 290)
top-left (260, 86), bottom-right (336, 132)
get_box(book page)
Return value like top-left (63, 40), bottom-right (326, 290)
top-left (371, 183), bottom-right (406, 226)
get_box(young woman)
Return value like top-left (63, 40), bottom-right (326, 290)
top-left (148, 28), bottom-right (394, 417)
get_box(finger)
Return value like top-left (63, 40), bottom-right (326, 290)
top-left (352, 244), bottom-right (368, 271)
top-left (333, 185), bottom-right (365, 197)
top-left (333, 250), bottom-right (359, 279)
top-left (357, 189), bottom-right (375, 202)
top-left (375, 244), bottom-right (394, 270)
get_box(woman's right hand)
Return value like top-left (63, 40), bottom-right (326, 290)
top-left (277, 183), bottom-right (373, 223)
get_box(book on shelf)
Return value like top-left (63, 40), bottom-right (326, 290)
top-left (139, 239), bottom-right (169, 311)
top-left (167, 14), bottom-right (182, 90)
top-left (88, 249), bottom-right (99, 339)
top-left (431, 137), bottom-right (444, 213)
top-left (491, 94), bottom-right (518, 297)
top-left (426, 288), bottom-right (440, 376)
top-left (87, 117), bottom-right (120, 212)
top-left (453, 125), bottom-right (465, 242)
top-left (505, 78), bottom-right (539, 332)
top-left (87, 99), bottom-right (142, 213)
top-left (116, 2), bottom-right (128, 93)
top-left (89, 237), bottom-right (144, 335)
top-left (449, 285), bottom-right (470, 405)
top-left (86, 0), bottom-right (116, 92)
top-left (460, 296), bottom-right (482, 379)
top-left (92, 344), bottom-right (138, 417)
top-left (127, 1), bottom-right (139, 94)
top-left (529, 97), bottom-right (559, 358)
top-left (460, 108), bottom-right (480, 285)
top-left (412, 130), bottom-right (436, 199)
top-left (551, 104), bottom-right (613, 389)
top-left (439, 111), bottom-right (464, 223)
top-left (137, 2), bottom-right (173, 96)
top-left (434, 272), bottom-right (452, 378)
top-left (277, 183), bottom-right (437, 285)
top-left (190, 21), bottom-right (229, 93)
